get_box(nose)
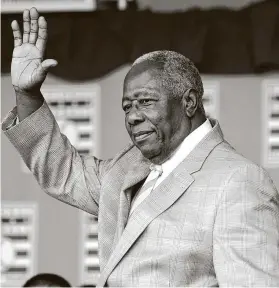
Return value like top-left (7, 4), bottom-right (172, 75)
top-left (126, 107), bottom-right (144, 126)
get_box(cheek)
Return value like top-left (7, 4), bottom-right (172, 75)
top-left (160, 123), bottom-right (174, 141)
top-left (168, 104), bottom-right (184, 130)
top-left (149, 113), bottom-right (172, 139)
top-left (146, 111), bottom-right (163, 128)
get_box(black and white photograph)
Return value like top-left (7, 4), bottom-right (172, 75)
top-left (1, 0), bottom-right (279, 287)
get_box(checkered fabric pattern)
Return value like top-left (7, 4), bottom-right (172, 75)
top-left (2, 101), bottom-right (279, 287)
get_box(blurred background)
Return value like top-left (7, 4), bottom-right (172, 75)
top-left (1, 0), bottom-right (279, 286)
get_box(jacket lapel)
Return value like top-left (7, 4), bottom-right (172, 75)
top-left (98, 169), bottom-right (195, 287)
top-left (97, 144), bottom-right (150, 271)
top-left (98, 119), bottom-right (224, 287)
top-left (113, 155), bottom-right (151, 244)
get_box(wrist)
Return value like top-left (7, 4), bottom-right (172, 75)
top-left (13, 85), bottom-right (42, 97)
top-left (15, 90), bottom-right (44, 122)
top-left (15, 88), bottom-right (44, 101)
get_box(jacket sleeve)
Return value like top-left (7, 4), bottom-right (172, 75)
top-left (213, 164), bottom-right (279, 286)
top-left (1, 101), bottom-right (112, 217)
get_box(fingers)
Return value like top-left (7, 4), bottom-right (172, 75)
top-left (36, 16), bottom-right (48, 54)
top-left (21, 8), bottom-right (47, 52)
top-left (22, 9), bottom-right (30, 43)
top-left (29, 8), bottom-right (39, 44)
top-left (11, 20), bottom-right (22, 47)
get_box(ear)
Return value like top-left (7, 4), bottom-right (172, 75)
top-left (182, 88), bottom-right (199, 117)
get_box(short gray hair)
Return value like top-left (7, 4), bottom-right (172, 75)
top-left (132, 50), bottom-right (205, 114)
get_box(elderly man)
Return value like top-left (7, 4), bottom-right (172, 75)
top-left (2, 7), bottom-right (279, 287)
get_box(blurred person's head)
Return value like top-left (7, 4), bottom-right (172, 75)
top-left (23, 273), bottom-right (71, 287)
top-left (123, 50), bottom-right (206, 164)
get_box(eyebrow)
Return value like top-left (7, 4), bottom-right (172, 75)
top-left (122, 89), bottom-right (160, 103)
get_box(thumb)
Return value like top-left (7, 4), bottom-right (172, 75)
top-left (41, 59), bottom-right (58, 73)
top-left (36, 59), bottom-right (58, 80)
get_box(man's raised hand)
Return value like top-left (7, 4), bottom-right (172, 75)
top-left (11, 8), bottom-right (57, 94)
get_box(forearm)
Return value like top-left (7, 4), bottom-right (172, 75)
top-left (16, 90), bottom-right (44, 122)
top-left (3, 101), bottom-right (106, 216)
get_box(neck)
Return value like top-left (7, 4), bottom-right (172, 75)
top-left (190, 111), bottom-right (207, 133)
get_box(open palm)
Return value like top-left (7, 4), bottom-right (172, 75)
top-left (11, 8), bottom-right (57, 93)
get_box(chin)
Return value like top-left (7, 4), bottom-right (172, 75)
top-left (137, 145), bottom-right (161, 161)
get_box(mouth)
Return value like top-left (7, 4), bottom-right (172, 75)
top-left (133, 131), bottom-right (154, 142)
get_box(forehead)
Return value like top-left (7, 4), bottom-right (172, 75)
top-left (123, 62), bottom-right (164, 96)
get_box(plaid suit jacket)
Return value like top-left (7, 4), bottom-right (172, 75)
top-left (2, 101), bottom-right (279, 287)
